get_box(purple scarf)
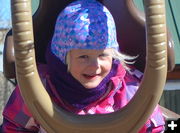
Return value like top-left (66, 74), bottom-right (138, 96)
top-left (46, 45), bottom-right (119, 109)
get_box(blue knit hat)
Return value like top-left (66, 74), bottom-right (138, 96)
top-left (51, 0), bottom-right (119, 63)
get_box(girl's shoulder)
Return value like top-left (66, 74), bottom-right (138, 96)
top-left (123, 67), bottom-right (143, 94)
top-left (2, 64), bottom-right (49, 132)
top-left (125, 66), bottom-right (143, 81)
top-left (2, 85), bottom-right (40, 131)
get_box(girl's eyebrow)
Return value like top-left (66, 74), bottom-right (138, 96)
top-left (76, 52), bottom-right (88, 55)
top-left (76, 51), bottom-right (93, 55)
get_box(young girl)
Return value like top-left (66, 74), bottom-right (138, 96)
top-left (2, 0), bottom-right (165, 132)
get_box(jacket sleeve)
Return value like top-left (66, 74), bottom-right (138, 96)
top-left (125, 69), bottom-right (165, 133)
top-left (138, 105), bottom-right (165, 133)
top-left (1, 86), bottom-right (39, 133)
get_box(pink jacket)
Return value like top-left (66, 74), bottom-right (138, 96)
top-left (2, 64), bottom-right (165, 132)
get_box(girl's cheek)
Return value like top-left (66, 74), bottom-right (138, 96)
top-left (77, 58), bottom-right (89, 64)
top-left (102, 60), bottom-right (112, 71)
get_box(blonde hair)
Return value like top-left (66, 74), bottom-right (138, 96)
top-left (66, 51), bottom-right (71, 71)
top-left (66, 49), bottom-right (138, 71)
top-left (111, 49), bottom-right (138, 70)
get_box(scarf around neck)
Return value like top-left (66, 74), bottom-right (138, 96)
top-left (46, 45), bottom-right (120, 109)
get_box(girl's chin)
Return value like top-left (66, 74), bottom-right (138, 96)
top-left (80, 76), bottom-right (102, 89)
top-left (82, 83), bottom-right (100, 89)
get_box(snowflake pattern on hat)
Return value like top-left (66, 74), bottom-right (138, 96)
top-left (51, 0), bottom-right (119, 63)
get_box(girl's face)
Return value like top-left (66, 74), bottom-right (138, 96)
top-left (69, 49), bottom-right (113, 89)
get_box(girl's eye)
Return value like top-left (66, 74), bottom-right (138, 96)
top-left (78, 55), bottom-right (89, 59)
top-left (99, 53), bottom-right (108, 57)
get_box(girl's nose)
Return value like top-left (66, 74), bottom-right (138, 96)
top-left (89, 58), bottom-right (100, 69)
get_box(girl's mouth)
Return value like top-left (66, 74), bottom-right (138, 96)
top-left (83, 74), bottom-right (99, 80)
